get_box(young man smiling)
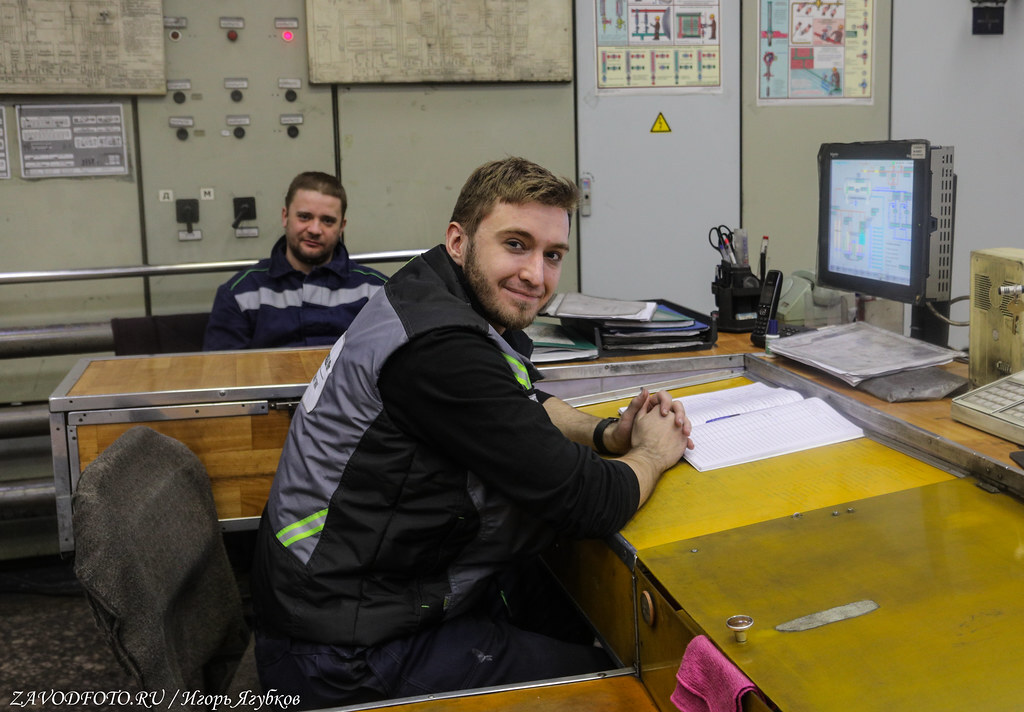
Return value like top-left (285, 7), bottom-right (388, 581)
top-left (251, 157), bottom-right (693, 708)
top-left (203, 171), bottom-right (386, 350)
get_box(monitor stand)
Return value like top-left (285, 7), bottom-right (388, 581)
top-left (910, 301), bottom-right (951, 348)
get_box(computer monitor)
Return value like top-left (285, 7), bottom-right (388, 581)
top-left (816, 140), bottom-right (956, 346)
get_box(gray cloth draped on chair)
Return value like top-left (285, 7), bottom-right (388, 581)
top-left (72, 426), bottom-right (250, 704)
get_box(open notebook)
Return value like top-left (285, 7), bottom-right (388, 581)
top-left (624, 382), bottom-right (864, 472)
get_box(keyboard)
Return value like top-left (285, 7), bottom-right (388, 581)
top-left (951, 371), bottom-right (1024, 446)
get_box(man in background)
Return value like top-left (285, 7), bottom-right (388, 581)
top-left (203, 171), bottom-right (386, 350)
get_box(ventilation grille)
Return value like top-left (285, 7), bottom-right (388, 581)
top-left (975, 273), bottom-right (991, 311)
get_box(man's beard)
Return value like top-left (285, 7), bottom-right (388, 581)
top-left (292, 238), bottom-right (331, 267)
top-left (463, 241), bottom-right (537, 332)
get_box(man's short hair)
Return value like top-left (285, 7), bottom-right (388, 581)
top-left (450, 157), bottom-right (579, 238)
top-left (285, 171), bottom-right (347, 216)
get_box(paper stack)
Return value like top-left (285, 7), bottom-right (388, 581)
top-left (541, 293), bottom-right (713, 354)
top-left (766, 322), bottom-right (963, 386)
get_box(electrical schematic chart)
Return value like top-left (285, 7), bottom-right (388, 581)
top-left (306, 0), bottom-right (572, 83)
top-left (758, 0), bottom-right (874, 104)
top-left (594, 0), bottom-right (722, 91)
top-left (0, 0), bottom-right (165, 94)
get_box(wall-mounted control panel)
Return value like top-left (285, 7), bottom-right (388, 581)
top-left (136, 1), bottom-right (335, 313)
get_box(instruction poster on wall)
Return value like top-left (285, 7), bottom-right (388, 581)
top-left (16, 104), bottom-right (129, 178)
top-left (594, 0), bottom-right (722, 92)
top-left (757, 0), bottom-right (874, 104)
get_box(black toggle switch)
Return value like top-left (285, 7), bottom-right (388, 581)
top-left (176, 198), bottom-right (199, 233)
top-left (232, 197), bottom-right (257, 229)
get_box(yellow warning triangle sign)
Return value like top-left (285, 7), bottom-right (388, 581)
top-left (650, 113), bottom-right (671, 133)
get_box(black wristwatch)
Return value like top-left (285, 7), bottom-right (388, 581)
top-left (593, 417), bottom-right (620, 455)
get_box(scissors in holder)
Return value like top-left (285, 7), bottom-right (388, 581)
top-left (708, 225), bottom-right (737, 264)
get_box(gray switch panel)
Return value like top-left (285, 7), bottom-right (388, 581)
top-left (136, 1), bottom-right (334, 313)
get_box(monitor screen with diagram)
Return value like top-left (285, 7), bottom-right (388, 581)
top-left (816, 139), bottom-right (956, 345)
top-left (817, 140), bottom-right (934, 303)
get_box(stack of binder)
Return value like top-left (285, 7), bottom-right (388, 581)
top-left (540, 293), bottom-right (717, 356)
top-left (525, 322), bottom-right (600, 363)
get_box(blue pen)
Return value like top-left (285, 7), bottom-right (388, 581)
top-left (705, 413), bottom-right (739, 423)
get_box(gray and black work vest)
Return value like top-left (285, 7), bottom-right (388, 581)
top-left (251, 245), bottom-right (555, 647)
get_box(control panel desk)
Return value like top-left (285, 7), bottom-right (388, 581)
top-left (547, 342), bottom-right (1024, 712)
top-left (47, 335), bottom-right (1024, 710)
top-left (49, 347), bottom-right (329, 553)
top-left (43, 333), bottom-right (747, 555)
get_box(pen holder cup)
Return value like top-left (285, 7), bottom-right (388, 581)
top-left (712, 262), bottom-right (761, 333)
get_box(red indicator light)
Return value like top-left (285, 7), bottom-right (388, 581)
top-left (282, 30), bottom-right (294, 42)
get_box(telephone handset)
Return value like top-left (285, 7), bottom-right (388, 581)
top-left (750, 269), bottom-right (783, 347)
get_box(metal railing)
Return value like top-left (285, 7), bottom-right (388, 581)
top-left (0, 249), bottom-right (425, 438)
top-left (0, 250), bottom-right (424, 286)
top-left (0, 249), bottom-right (424, 359)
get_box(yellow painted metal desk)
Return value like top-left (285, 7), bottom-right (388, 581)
top-left (552, 335), bottom-right (1024, 712)
top-left (642, 477), bottom-right (1024, 711)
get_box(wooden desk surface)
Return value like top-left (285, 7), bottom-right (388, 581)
top-left (55, 329), bottom-right (1023, 528)
top-left (64, 347), bottom-right (329, 398)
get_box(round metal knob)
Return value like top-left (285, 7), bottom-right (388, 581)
top-left (726, 614), bottom-right (753, 643)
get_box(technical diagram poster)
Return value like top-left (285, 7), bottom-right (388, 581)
top-left (17, 104), bottom-right (129, 178)
top-left (594, 0), bottom-right (722, 92)
top-left (757, 0), bottom-right (874, 104)
top-left (306, 0), bottom-right (572, 83)
top-left (0, 0), bottom-right (165, 94)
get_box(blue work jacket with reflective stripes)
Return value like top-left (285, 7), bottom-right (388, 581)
top-left (203, 236), bottom-right (386, 350)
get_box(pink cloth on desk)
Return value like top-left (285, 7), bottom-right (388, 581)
top-left (670, 635), bottom-right (762, 712)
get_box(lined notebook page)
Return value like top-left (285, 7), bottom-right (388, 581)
top-left (684, 397), bottom-right (863, 472)
top-left (675, 381), bottom-right (804, 425)
top-left (619, 381), bottom-right (803, 422)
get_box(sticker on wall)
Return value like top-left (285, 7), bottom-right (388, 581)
top-left (650, 113), bottom-right (671, 133)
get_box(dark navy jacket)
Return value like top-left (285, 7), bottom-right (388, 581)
top-left (203, 236), bottom-right (386, 351)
